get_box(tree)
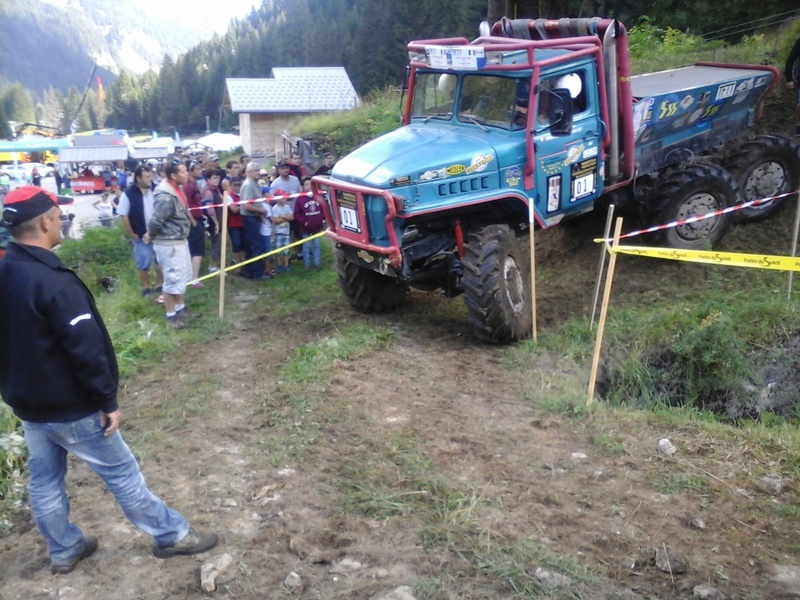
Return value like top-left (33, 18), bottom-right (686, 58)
top-left (2, 83), bottom-right (35, 124)
top-left (40, 87), bottom-right (65, 133)
top-left (0, 103), bottom-right (12, 138)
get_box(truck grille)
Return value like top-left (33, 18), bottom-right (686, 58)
top-left (437, 176), bottom-right (491, 197)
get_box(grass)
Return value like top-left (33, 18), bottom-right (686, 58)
top-left (2, 25), bottom-right (800, 596)
top-left (252, 313), bottom-right (395, 466)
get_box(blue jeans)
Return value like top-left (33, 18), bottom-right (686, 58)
top-left (132, 239), bottom-right (157, 271)
top-left (242, 216), bottom-right (265, 278)
top-left (22, 413), bottom-right (189, 564)
top-left (302, 233), bottom-right (321, 267)
top-left (228, 226), bottom-right (243, 254)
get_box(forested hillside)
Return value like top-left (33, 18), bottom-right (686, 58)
top-left (1, 0), bottom-right (799, 136)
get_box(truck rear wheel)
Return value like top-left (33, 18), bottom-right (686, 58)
top-left (336, 251), bottom-right (408, 313)
top-left (462, 224), bottom-right (531, 343)
top-left (723, 135), bottom-right (800, 222)
top-left (654, 164), bottom-right (735, 249)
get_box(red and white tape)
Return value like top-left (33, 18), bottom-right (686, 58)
top-left (599, 190), bottom-right (798, 243)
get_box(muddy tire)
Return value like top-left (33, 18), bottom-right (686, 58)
top-left (723, 134), bottom-right (800, 222)
top-left (654, 164), bottom-right (736, 249)
top-left (462, 224), bottom-right (531, 343)
top-left (336, 250), bottom-right (408, 313)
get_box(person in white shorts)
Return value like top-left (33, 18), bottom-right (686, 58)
top-left (143, 160), bottom-right (195, 329)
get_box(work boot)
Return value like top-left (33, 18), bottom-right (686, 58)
top-left (151, 528), bottom-right (218, 559)
top-left (51, 536), bottom-right (99, 575)
top-left (166, 315), bottom-right (186, 329)
top-left (176, 308), bottom-right (198, 320)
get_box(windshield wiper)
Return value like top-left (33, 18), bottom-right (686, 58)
top-left (421, 112), bottom-right (452, 123)
top-left (463, 116), bottom-right (488, 131)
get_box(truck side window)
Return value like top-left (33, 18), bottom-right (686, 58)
top-left (535, 71), bottom-right (587, 128)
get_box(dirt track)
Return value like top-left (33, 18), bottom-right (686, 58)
top-left (1, 87), bottom-right (799, 600)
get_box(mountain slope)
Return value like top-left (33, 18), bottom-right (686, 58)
top-left (0, 0), bottom-right (251, 97)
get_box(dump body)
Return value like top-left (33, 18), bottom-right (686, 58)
top-left (631, 63), bottom-right (776, 175)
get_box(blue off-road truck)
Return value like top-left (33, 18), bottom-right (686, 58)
top-left (311, 17), bottom-right (800, 343)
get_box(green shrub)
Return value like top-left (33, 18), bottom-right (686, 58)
top-left (58, 225), bottom-right (131, 294)
top-left (291, 87), bottom-right (404, 157)
top-left (628, 17), bottom-right (663, 58)
top-left (0, 405), bottom-right (24, 505)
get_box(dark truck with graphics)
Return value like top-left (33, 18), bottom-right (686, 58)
top-left (311, 17), bottom-right (800, 343)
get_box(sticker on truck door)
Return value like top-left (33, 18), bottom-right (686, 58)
top-left (570, 158), bottom-right (597, 202)
top-left (336, 191), bottom-right (362, 233)
top-left (547, 175), bottom-right (561, 212)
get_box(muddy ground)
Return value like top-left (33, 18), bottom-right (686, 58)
top-left (1, 89), bottom-right (800, 600)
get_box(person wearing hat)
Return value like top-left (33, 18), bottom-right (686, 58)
top-left (271, 161), bottom-right (303, 260)
top-left (0, 187), bottom-right (218, 575)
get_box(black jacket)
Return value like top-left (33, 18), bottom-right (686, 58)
top-left (0, 242), bottom-right (119, 422)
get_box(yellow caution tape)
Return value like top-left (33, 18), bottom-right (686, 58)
top-left (190, 231), bottom-right (328, 284)
top-left (610, 245), bottom-right (800, 272)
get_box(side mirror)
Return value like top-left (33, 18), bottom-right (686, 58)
top-left (549, 89), bottom-right (574, 136)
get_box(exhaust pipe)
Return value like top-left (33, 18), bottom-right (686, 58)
top-left (603, 22), bottom-right (620, 182)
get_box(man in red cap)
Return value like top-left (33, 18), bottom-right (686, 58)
top-left (0, 187), bottom-right (217, 575)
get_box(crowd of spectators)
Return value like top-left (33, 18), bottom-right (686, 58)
top-left (111, 150), bottom-right (335, 327)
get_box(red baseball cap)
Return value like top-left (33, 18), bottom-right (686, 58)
top-left (2, 186), bottom-right (58, 227)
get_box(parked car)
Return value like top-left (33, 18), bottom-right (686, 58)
top-left (23, 162), bottom-right (55, 178)
top-left (0, 164), bottom-right (29, 182)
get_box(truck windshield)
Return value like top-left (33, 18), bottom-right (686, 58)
top-left (458, 75), bottom-right (524, 130)
top-left (411, 73), bottom-right (456, 120)
top-left (411, 72), bottom-right (528, 131)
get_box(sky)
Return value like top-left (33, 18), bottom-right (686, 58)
top-left (136, 0), bottom-right (263, 34)
top-left (40, 0), bottom-right (263, 35)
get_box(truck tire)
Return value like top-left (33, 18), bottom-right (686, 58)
top-left (462, 224), bottom-right (531, 343)
top-left (723, 135), bottom-right (800, 222)
top-left (336, 251), bottom-right (408, 313)
top-left (654, 164), bottom-right (735, 249)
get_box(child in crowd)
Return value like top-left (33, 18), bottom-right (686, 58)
top-left (260, 190), bottom-right (275, 276)
top-left (271, 193), bottom-right (294, 272)
top-left (294, 177), bottom-right (325, 268)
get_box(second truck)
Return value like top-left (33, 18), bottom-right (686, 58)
top-left (312, 17), bottom-right (800, 343)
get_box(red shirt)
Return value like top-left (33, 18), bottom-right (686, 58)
top-left (181, 178), bottom-right (203, 218)
top-left (226, 191), bottom-right (243, 228)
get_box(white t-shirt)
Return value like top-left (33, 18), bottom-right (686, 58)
top-left (272, 203), bottom-right (293, 235)
top-left (259, 203), bottom-right (273, 236)
top-left (96, 200), bottom-right (113, 219)
top-left (117, 188), bottom-right (156, 223)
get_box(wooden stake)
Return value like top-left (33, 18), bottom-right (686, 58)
top-left (218, 194), bottom-right (230, 318)
top-left (529, 218), bottom-right (537, 343)
top-left (788, 187), bottom-right (800, 301)
top-left (590, 204), bottom-right (615, 329)
top-left (587, 216), bottom-right (623, 406)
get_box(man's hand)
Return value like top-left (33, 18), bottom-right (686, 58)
top-left (100, 410), bottom-right (122, 436)
top-left (142, 232), bottom-right (152, 244)
top-left (788, 81), bottom-right (796, 90)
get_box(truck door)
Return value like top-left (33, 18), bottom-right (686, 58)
top-left (533, 66), bottom-right (604, 223)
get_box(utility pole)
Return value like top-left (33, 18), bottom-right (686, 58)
top-left (70, 65), bottom-right (98, 135)
top-left (205, 115), bottom-right (210, 134)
